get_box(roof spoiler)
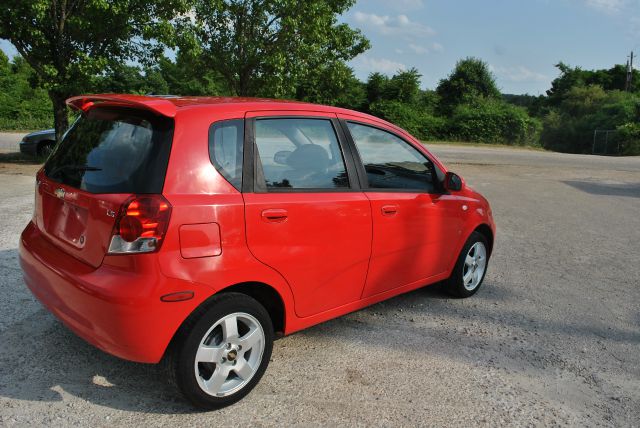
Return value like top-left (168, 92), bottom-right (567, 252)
top-left (66, 94), bottom-right (177, 118)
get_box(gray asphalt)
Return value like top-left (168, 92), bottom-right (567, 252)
top-left (0, 145), bottom-right (638, 426)
top-left (0, 133), bottom-right (24, 153)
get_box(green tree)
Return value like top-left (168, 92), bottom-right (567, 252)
top-left (0, 0), bottom-right (190, 140)
top-left (0, 51), bottom-right (52, 130)
top-left (157, 53), bottom-right (228, 96)
top-left (503, 93), bottom-right (547, 117)
top-left (384, 68), bottom-right (422, 104)
top-left (541, 85), bottom-right (640, 153)
top-left (365, 72), bottom-right (390, 107)
top-left (295, 61), bottom-right (366, 110)
top-left (92, 64), bottom-right (169, 95)
top-left (616, 122), bottom-right (640, 155)
top-left (436, 57), bottom-right (501, 113)
top-left (546, 62), bottom-right (640, 106)
top-left (180, 0), bottom-right (369, 98)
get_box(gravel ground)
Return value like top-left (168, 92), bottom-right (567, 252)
top-left (0, 145), bottom-right (638, 427)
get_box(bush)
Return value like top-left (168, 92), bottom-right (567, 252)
top-left (369, 100), bottom-right (446, 140)
top-left (0, 53), bottom-right (53, 131)
top-left (617, 122), bottom-right (640, 155)
top-left (448, 100), bottom-right (541, 145)
top-left (540, 86), bottom-right (640, 154)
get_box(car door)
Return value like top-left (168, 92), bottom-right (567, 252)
top-left (340, 119), bottom-right (462, 298)
top-left (242, 111), bottom-right (372, 318)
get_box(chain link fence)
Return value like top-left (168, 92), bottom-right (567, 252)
top-left (592, 130), bottom-right (622, 155)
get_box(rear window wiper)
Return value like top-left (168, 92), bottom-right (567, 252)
top-left (49, 164), bottom-right (102, 178)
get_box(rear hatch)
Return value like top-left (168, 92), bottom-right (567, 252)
top-left (35, 106), bottom-right (174, 267)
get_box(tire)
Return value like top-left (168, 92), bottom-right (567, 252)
top-left (37, 141), bottom-right (55, 158)
top-left (167, 292), bottom-right (274, 409)
top-left (444, 231), bottom-right (490, 298)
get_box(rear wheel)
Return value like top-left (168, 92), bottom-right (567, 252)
top-left (168, 293), bottom-right (273, 409)
top-left (444, 231), bottom-right (489, 298)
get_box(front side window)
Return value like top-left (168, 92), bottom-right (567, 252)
top-left (254, 118), bottom-right (349, 190)
top-left (347, 122), bottom-right (437, 192)
top-left (209, 119), bottom-right (244, 190)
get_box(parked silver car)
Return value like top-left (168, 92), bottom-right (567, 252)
top-left (19, 129), bottom-right (56, 157)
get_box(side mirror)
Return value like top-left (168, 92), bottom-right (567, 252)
top-left (444, 171), bottom-right (463, 192)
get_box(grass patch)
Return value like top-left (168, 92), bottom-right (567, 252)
top-left (422, 140), bottom-right (547, 151)
top-left (0, 130), bottom-right (36, 134)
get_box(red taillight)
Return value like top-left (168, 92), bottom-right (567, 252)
top-left (108, 195), bottom-right (172, 254)
top-left (119, 216), bottom-right (143, 242)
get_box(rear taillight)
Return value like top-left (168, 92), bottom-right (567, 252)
top-left (108, 195), bottom-right (172, 254)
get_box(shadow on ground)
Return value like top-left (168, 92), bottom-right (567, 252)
top-left (563, 180), bottom-right (640, 198)
top-left (0, 152), bottom-right (44, 165)
top-left (1, 247), bottom-right (637, 415)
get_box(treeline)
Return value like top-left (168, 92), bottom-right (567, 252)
top-left (0, 0), bottom-right (638, 155)
top-left (341, 59), bottom-right (640, 155)
top-left (0, 53), bottom-right (51, 130)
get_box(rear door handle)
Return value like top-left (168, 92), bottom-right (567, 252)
top-left (381, 205), bottom-right (399, 216)
top-left (261, 209), bottom-right (288, 223)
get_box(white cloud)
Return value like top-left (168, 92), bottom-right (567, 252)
top-left (431, 42), bottom-right (444, 52)
top-left (352, 55), bottom-right (407, 75)
top-left (396, 0), bottom-right (424, 10)
top-left (491, 65), bottom-right (548, 83)
top-left (402, 42), bottom-right (444, 55)
top-left (405, 42), bottom-right (444, 55)
top-left (364, 0), bottom-right (424, 11)
top-left (353, 11), bottom-right (435, 37)
top-left (583, 0), bottom-right (627, 13)
top-left (408, 44), bottom-right (429, 55)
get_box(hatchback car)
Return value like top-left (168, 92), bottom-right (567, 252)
top-left (20, 94), bottom-right (495, 408)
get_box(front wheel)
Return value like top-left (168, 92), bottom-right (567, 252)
top-left (168, 293), bottom-right (274, 409)
top-left (444, 231), bottom-right (489, 298)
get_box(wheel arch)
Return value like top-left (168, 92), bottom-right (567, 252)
top-left (473, 223), bottom-right (494, 256)
top-left (216, 282), bottom-right (286, 336)
top-left (162, 281), bottom-right (287, 364)
top-left (171, 281), bottom-right (286, 343)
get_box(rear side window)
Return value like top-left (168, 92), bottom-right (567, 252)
top-left (254, 118), bottom-right (349, 190)
top-left (347, 122), bottom-right (437, 192)
top-left (209, 119), bottom-right (244, 190)
top-left (44, 107), bottom-right (173, 194)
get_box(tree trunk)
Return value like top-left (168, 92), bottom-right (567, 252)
top-left (49, 91), bottom-right (69, 142)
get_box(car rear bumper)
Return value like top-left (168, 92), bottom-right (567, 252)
top-left (19, 221), bottom-right (212, 363)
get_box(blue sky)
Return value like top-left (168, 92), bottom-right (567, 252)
top-left (345, 0), bottom-right (640, 94)
top-left (2, 0), bottom-right (639, 95)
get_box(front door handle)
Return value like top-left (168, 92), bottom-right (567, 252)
top-left (381, 204), bottom-right (399, 216)
top-left (261, 209), bottom-right (288, 223)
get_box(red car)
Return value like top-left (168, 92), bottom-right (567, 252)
top-left (19, 95), bottom-right (495, 408)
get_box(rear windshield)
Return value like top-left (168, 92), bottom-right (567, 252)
top-left (44, 107), bottom-right (174, 194)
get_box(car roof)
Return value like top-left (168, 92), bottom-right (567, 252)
top-left (66, 94), bottom-right (404, 134)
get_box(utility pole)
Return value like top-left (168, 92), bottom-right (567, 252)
top-left (626, 51), bottom-right (634, 91)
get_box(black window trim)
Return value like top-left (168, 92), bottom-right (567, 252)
top-left (242, 115), bottom-right (363, 194)
top-left (338, 119), bottom-right (445, 194)
top-left (208, 118), bottom-right (245, 191)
